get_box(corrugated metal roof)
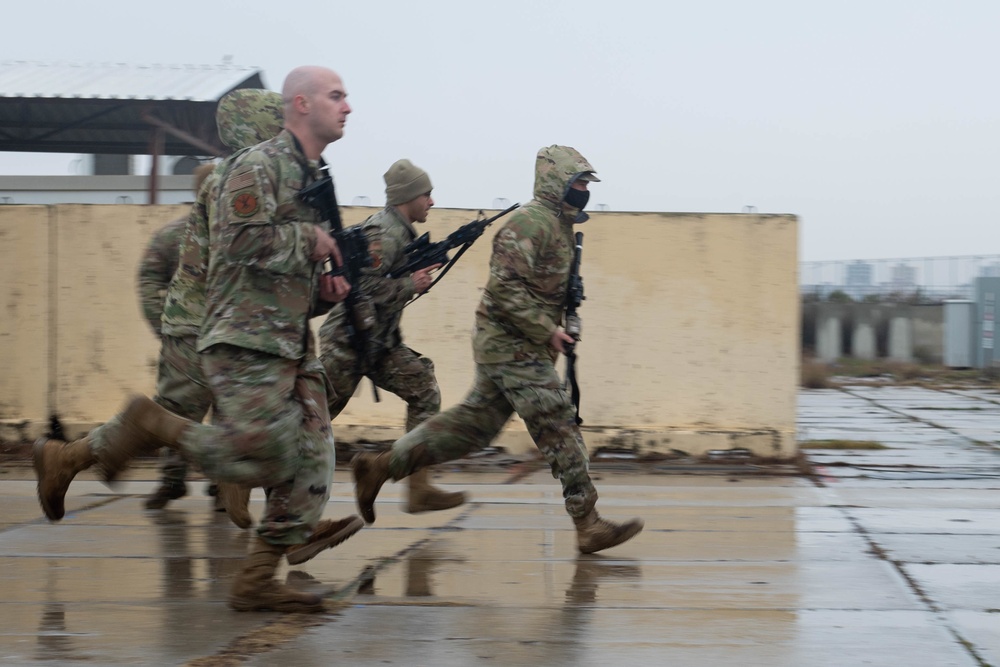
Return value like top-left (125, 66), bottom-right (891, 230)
top-left (0, 61), bottom-right (267, 101)
top-left (0, 61), bottom-right (269, 156)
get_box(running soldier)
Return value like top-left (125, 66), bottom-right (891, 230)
top-left (35, 67), bottom-right (363, 613)
top-left (352, 145), bottom-right (644, 555)
top-left (318, 159), bottom-right (466, 515)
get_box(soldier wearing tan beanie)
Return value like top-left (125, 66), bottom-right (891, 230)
top-left (318, 158), bottom-right (467, 517)
top-left (384, 159), bottom-right (433, 206)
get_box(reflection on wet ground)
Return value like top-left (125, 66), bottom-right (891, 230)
top-left (0, 386), bottom-right (998, 665)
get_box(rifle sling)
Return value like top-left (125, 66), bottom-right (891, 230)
top-left (565, 348), bottom-right (583, 425)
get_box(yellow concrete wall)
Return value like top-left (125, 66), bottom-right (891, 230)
top-left (0, 206), bottom-right (51, 428)
top-left (0, 205), bottom-right (799, 458)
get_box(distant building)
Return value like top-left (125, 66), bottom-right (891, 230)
top-left (981, 262), bottom-right (1000, 278)
top-left (845, 260), bottom-right (873, 299)
top-left (889, 263), bottom-right (918, 292)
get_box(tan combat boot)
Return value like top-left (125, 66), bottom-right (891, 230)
top-left (285, 515), bottom-right (364, 565)
top-left (100, 395), bottom-right (193, 484)
top-left (33, 435), bottom-right (97, 521)
top-left (228, 537), bottom-right (325, 613)
top-left (352, 451), bottom-right (393, 524)
top-left (573, 510), bottom-right (644, 555)
top-left (218, 483), bottom-right (253, 529)
top-left (404, 467), bottom-right (467, 514)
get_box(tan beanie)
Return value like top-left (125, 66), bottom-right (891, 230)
top-left (384, 159), bottom-right (432, 206)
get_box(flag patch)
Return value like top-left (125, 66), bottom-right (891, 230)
top-left (227, 170), bottom-right (255, 193)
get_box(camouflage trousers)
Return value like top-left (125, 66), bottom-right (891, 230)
top-left (90, 335), bottom-right (211, 485)
top-left (389, 358), bottom-right (598, 518)
top-left (179, 344), bottom-right (335, 545)
top-left (320, 342), bottom-right (441, 431)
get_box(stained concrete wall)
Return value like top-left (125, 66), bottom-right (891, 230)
top-left (0, 205), bottom-right (799, 458)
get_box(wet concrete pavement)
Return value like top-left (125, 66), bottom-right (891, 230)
top-left (1, 385), bottom-right (998, 666)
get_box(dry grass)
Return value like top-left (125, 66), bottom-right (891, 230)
top-left (801, 357), bottom-right (1000, 390)
top-left (801, 359), bottom-right (832, 388)
top-left (799, 439), bottom-right (888, 450)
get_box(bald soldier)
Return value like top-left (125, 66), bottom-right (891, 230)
top-left (35, 67), bottom-right (363, 613)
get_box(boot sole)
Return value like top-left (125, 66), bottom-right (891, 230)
top-left (286, 516), bottom-right (364, 565)
top-left (403, 491), bottom-right (468, 514)
top-left (579, 521), bottom-right (645, 555)
top-left (228, 598), bottom-right (326, 613)
top-left (33, 438), bottom-right (63, 521)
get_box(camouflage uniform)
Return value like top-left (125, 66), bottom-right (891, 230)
top-left (138, 218), bottom-right (185, 337)
top-left (178, 127), bottom-right (337, 546)
top-left (318, 206), bottom-right (440, 429)
top-left (136, 217), bottom-right (192, 489)
top-left (87, 91), bottom-right (285, 499)
top-left (387, 146), bottom-right (599, 518)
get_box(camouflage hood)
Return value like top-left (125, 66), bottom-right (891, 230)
top-left (532, 145), bottom-right (597, 221)
top-left (216, 88), bottom-right (284, 151)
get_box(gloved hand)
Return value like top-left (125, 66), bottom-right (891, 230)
top-left (565, 314), bottom-right (582, 341)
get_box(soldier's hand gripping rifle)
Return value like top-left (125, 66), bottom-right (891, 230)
top-left (564, 231), bottom-right (585, 425)
top-left (389, 203), bottom-right (520, 301)
top-left (298, 170), bottom-right (381, 402)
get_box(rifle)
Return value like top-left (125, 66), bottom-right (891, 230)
top-left (389, 203), bottom-right (520, 299)
top-left (298, 170), bottom-right (381, 402)
top-left (564, 231), bottom-right (585, 425)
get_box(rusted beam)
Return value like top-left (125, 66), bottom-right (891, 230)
top-left (141, 111), bottom-right (220, 156)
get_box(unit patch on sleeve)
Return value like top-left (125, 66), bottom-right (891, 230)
top-left (231, 192), bottom-right (260, 218)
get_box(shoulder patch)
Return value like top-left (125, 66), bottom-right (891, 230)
top-left (231, 192), bottom-right (260, 218)
top-left (227, 170), bottom-right (256, 193)
top-left (368, 239), bottom-right (383, 269)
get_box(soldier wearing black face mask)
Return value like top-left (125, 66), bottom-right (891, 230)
top-left (352, 145), bottom-right (644, 556)
top-left (563, 176), bottom-right (592, 217)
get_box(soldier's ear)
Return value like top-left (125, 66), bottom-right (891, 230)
top-left (291, 94), bottom-right (310, 114)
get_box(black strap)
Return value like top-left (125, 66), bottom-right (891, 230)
top-left (564, 345), bottom-right (582, 425)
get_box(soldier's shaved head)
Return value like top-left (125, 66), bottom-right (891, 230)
top-left (280, 66), bottom-right (351, 160)
top-left (282, 66), bottom-right (330, 108)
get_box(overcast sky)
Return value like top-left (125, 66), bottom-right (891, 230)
top-left (3, 0), bottom-right (998, 262)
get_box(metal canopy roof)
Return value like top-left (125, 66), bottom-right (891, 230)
top-left (0, 61), bottom-right (268, 156)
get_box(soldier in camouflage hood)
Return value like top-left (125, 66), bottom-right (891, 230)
top-left (143, 88), bottom-right (290, 519)
top-left (318, 158), bottom-right (466, 516)
top-left (353, 145), bottom-right (644, 555)
top-left (136, 163), bottom-right (218, 511)
top-left (34, 69), bottom-right (363, 613)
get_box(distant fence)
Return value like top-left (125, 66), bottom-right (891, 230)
top-left (801, 255), bottom-right (1000, 301)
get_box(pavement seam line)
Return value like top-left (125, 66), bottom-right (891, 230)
top-left (839, 386), bottom-right (1000, 451)
top-left (808, 461), bottom-right (993, 667)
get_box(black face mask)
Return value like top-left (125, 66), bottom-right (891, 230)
top-left (564, 187), bottom-right (590, 211)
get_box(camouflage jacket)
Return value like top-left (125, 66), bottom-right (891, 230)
top-left (160, 173), bottom-right (216, 338)
top-left (161, 89), bottom-right (284, 339)
top-left (137, 217), bottom-right (186, 336)
top-left (198, 129), bottom-right (329, 360)
top-left (473, 145), bottom-right (596, 364)
top-left (318, 206), bottom-right (418, 358)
